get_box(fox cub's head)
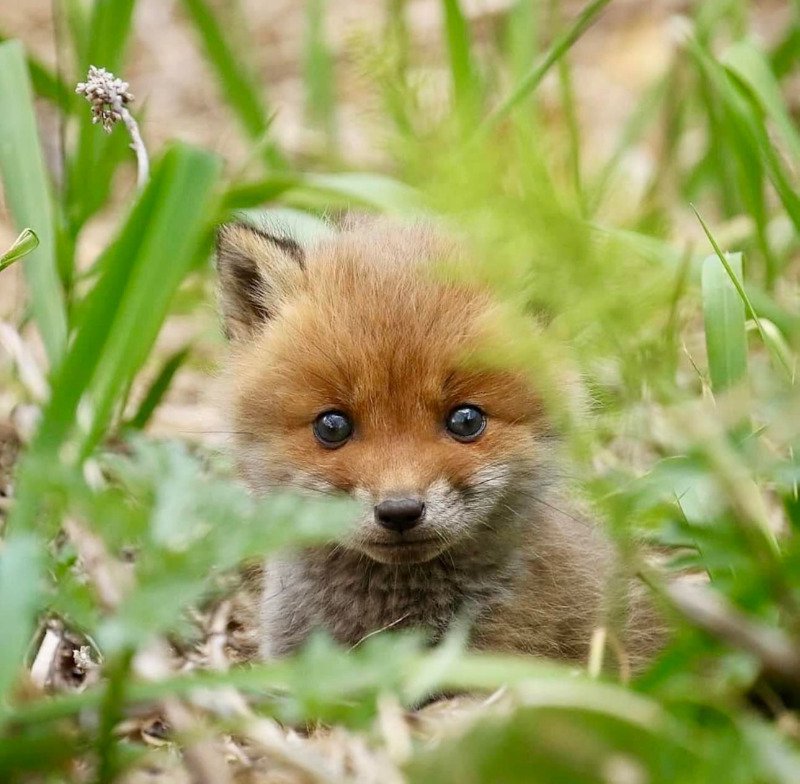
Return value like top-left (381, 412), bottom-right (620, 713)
top-left (217, 219), bottom-right (552, 564)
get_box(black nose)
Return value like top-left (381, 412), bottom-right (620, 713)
top-left (374, 497), bottom-right (425, 533)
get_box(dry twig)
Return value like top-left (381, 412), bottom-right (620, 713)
top-left (660, 579), bottom-right (800, 688)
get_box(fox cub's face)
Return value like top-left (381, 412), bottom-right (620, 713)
top-left (217, 220), bottom-right (549, 565)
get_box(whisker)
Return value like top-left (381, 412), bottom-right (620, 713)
top-left (510, 490), bottom-right (593, 528)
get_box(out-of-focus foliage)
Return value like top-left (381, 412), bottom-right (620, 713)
top-left (0, 228), bottom-right (38, 272)
top-left (1, 0), bottom-right (800, 782)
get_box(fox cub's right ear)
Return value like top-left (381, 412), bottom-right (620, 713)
top-left (216, 222), bottom-right (305, 341)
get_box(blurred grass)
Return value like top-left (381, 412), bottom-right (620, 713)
top-left (304, 0), bottom-right (338, 155)
top-left (0, 535), bottom-right (41, 700)
top-left (1, 0), bottom-right (800, 782)
top-left (66, 0), bottom-right (137, 233)
top-left (33, 145), bottom-right (219, 465)
top-left (480, 0), bottom-right (611, 132)
top-left (180, 0), bottom-right (286, 169)
top-left (0, 228), bottom-right (39, 272)
top-left (125, 345), bottom-right (192, 431)
top-left (0, 40), bottom-right (67, 365)
top-left (702, 251), bottom-right (747, 394)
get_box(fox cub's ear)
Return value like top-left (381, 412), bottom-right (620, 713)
top-left (216, 222), bottom-right (305, 340)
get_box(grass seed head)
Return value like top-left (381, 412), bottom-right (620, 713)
top-left (75, 65), bottom-right (135, 133)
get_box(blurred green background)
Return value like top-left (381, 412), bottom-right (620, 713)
top-left (1, 1), bottom-right (800, 782)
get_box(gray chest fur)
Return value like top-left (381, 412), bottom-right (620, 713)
top-left (260, 544), bottom-right (522, 657)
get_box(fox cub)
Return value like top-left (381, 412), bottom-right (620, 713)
top-left (216, 217), bottom-right (663, 669)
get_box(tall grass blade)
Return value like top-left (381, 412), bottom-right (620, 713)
top-left (126, 345), bottom-right (192, 430)
top-left (30, 144), bottom-right (221, 461)
top-left (304, 0), bottom-right (337, 153)
top-left (557, 49), bottom-right (583, 212)
top-left (0, 535), bottom-right (41, 701)
top-left (687, 37), bottom-right (797, 282)
top-left (61, 0), bottom-right (89, 68)
top-left (481, 0), bottom-right (611, 132)
top-left (588, 74), bottom-right (668, 215)
top-left (82, 151), bottom-right (221, 455)
top-left (221, 174), bottom-right (299, 211)
top-left (442, 0), bottom-right (479, 120)
top-left (180, 0), bottom-right (285, 168)
top-left (720, 43), bottom-right (800, 271)
top-left (702, 251), bottom-right (747, 393)
top-left (723, 41), bottom-right (800, 166)
top-left (0, 40), bottom-right (68, 365)
top-left (0, 33), bottom-right (74, 108)
top-left (770, 25), bottom-right (800, 78)
top-left (694, 205), bottom-right (793, 380)
top-left (293, 172), bottom-right (421, 214)
top-left (81, 0), bottom-right (136, 72)
top-left (381, 0), bottom-right (414, 135)
top-left (506, 0), bottom-right (542, 80)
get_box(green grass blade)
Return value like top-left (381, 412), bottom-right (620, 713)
top-left (304, 0), bottom-right (337, 153)
top-left (381, 0), bottom-right (414, 136)
top-left (81, 150), bottom-right (221, 455)
top-left (759, 136), bottom-right (800, 234)
top-left (61, 0), bottom-right (89, 67)
top-left (67, 117), bottom-right (132, 231)
top-left (442, 0), bottom-right (479, 120)
top-left (753, 319), bottom-right (796, 382)
top-left (179, 0), bottom-right (285, 168)
top-left (687, 37), bottom-right (796, 282)
top-left (505, 0), bottom-right (542, 81)
top-left (221, 174), bottom-right (299, 211)
top-left (0, 40), bottom-right (68, 365)
top-left (588, 74), bottom-right (669, 216)
top-left (27, 61), bottom-right (74, 109)
top-left (28, 164), bottom-right (163, 455)
top-left (770, 25), bottom-right (800, 78)
top-left (30, 144), bottom-right (221, 460)
top-left (723, 40), bottom-right (800, 166)
top-left (0, 534), bottom-right (42, 701)
top-left (222, 172), bottom-right (420, 214)
top-left (292, 172), bottom-right (421, 214)
top-left (720, 41), bottom-right (800, 281)
top-left (126, 345), bottom-right (192, 431)
top-left (0, 33), bottom-right (74, 108)
top-left (694, 205), bottom-right (793, 380)
top-left (702, 251), bottom-right (747, 393)
top-left (0, 229), bottom-right (39, 272)
top-left (557, 49), bottom-right (583, 213)
top-left (745, 285), bottom-right (800, 343)
top-left (481, 0), bottom-right (611, 132)
top-left (81, 0), bottom-right (136, 71)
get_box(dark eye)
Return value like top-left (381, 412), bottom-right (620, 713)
top-left (313, 410), bottom-right (353, 447)
top-left (445, 405), bottom-right (486, 442)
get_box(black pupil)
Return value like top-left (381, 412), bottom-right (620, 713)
top-left (447, 406), bottom-right (484, 438)
top-left (314, 411), bottom-right (352, 444)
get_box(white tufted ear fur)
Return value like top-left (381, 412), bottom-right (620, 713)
top-left (215, 222), bottom-right (305, 341)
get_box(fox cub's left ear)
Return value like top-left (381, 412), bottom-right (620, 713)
top-left (216, 222), bottom-right (305, 341)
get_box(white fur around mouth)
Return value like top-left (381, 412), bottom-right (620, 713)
top-left (361, 537), bottom-right (446, 563)
top-left (368, 538), bottom-right (438, 548)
